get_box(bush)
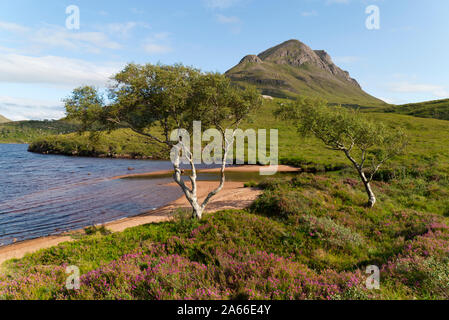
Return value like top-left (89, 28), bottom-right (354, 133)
top-left (384, 256), bottom-right (449, 299)
top-left (251, 189), bottom-right (309, 219)
top-left (244, 181), bottom-right (258, 188)
top-left (297, 215), bottom-right (364, 251)
top-left (1, 245), bottom-right (371, 300)
top-left (257, 177), bottom-right (289, 191)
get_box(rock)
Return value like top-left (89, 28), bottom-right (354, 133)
top-left (225, 39), bottom-right (383, 105)
top-left (239, 54), bottom-right (262, 64)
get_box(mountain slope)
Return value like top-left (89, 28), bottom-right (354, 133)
top-left (226, 39), bottom-right (385, 107)
top-left (0, 114), bottom-right (11, 123)
top-left (382, 98), bottom-right (449, 121)
top-left (0, 120), bottom-right (80, 143)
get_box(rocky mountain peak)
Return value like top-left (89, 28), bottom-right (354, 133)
top-left (239, 54), bottom-right (262, 64)
top-left (226, 39), bottom-right (384, 106)
top-left (257, 39), bottom-right (318, 67)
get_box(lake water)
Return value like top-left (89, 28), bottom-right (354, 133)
top-left (0, 144), bottom-right (183, 246)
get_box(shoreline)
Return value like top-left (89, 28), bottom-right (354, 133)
top-left (112, 164), bottom-right (302, 180)
top-left (0, 165), bottom-right (300, 266)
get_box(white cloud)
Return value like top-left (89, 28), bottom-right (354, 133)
top-left (143, 33), bottom-right (173, 54)
top-left (130, 8), bottom-right (145, 14)
top-left (153, 32), bottom-right (171, 40)
top-left (204, 0), bottom-right (241, 9)
top-left (216, 14), bottom-right (240, 24)
top-left (215, 14), bottom-right (242, 33)
top-left (0, 21), bottom-right (29, 33)
top-left (389, 82), bottom-right (449, 98)
top-left (103, 21), bottom-right (150, 38)
top-left (105, 22), bottom-right (138, 38)
top-left (0, 96), bottom-right (64, 121)
top-left (0, 53), bottom-right (122, 87)
top-left (378, 96), bottom-right (399, 105)
top-left (143, 43), bottom-right (173, 54)
top-left (326, 0), bottom-right (350, 4)
top-left (32, 26), bottom-right (122, 52)
top-left (301, 11), bottom-right (318, 17)
top-left (0, 20), bottom-right (124, 54)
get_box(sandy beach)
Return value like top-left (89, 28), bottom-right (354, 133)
top-left (0, 165), bottom-right (300, 265)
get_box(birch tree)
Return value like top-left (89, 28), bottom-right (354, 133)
top-left (275, 97), bottom-right (407, 208)
top-left (65, 63), bottom-right (261, 219)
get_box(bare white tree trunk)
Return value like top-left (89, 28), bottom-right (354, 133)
top-left (171, 130), bottom-right (234, 219)
top-left (360, 171), bottom-right (376, 208)
top-left (344, 150), bottom-right (376, 208)
top-left (171, 144), bottom-right (204, 219)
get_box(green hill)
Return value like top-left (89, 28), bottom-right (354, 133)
top-left (28, 98), bottom-right (449, 177)
top-left (0, 119), bottom-right (80, 144)
top-left (226, 40), bottom-right (386, 107)
top-left (382, 98), bottom-right (449, 121)
top-left (0, 114), bottom-right (11, 123)
top-left (28, 128), bottom-right (166, 159)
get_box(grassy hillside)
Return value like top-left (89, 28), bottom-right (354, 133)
top-left (5, 100), bottom-right (449, 300)
top-left (382, 98), bottom-right (449, 121)
top-left (0, 114), bottom-right (11, 124)
top-left (28, 128), bottom-right (167, 159)
top-left (253, 100), bottom-right (449, 175)
top-left (28, 98), bottom-right (449, 177)
top-left (227, 61), bottom-right (385, 107)
top-left (226, 40), bottom-right (386, 108)
top-left (3, 169), bottom-right (449, 299)
top-left (0, 120), bottom-right (79, 144)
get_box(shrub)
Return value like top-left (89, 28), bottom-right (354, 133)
top-left (0, 246), bottom-right (370, 300)
top-left (257, 177), bottom-right (289, 191)
top-left (244, 181), bottom-right (258, 188)
top-left (250, 189), bottom-right (309, 219)
top-left (384, 256), bottom-right (449, 299)
top-left (297, 215), bottom-right (364, 251)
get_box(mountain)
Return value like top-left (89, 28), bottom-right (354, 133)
top-left (0, 119), bottom-right (80, 143)
top-left (226, 39), bottom-right (385, 107)
top-left (0, 114), bottom-right (11, 123)
top-left (381, 98), bottom-right (449, 121)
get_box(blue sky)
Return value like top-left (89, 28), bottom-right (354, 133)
top-left (0, 0), bottom-right (448, 120)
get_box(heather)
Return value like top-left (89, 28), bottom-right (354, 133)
top-left (2, 171), bottom-right (449, 300)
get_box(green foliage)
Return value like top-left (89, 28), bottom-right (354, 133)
top-left (28, 128), bottom-right (166, 159)
top-left (243, 181), bottom-right (257, 188)
top-left (28, 97), bottom-right (449, 185)
top-left (64, 86), bottom-right (104, 135)
top-left (297, 214), bottom-right (364, 251)
top-left (67, 64), bottom-right (262, 147)
top-left (225, 40), bottom-right (385, 107)
top-left (275, 97), bottom-right (407, 163)
top-left (382, 98), bottom-right (449, 121)
top-left (84, 225), bottom-right (111, 236)
top-left (0, 120), bottom-right (79, 143)
top-left (251, 188), bottom-right (310, 219)
top-left (4, 172), bottom-right (449, 299)
top-left (275, 97), bottom-right (408, 206)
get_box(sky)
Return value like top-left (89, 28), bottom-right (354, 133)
top-left (0, 0), bottom-right (448, 120)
